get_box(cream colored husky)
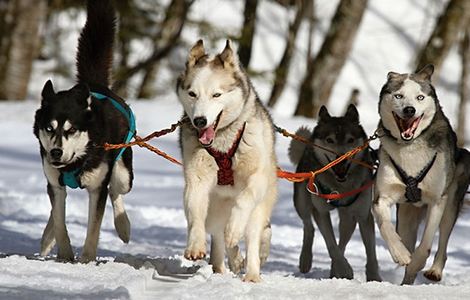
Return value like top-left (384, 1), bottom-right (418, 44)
top-left (176, 40), bottom-right (277, 282)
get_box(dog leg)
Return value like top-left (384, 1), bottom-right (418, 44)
top-left (243, 207), bottom-right (265, 283)
top-left (359, 211), bottom-right (382, 282)
top-left (396, 203), bottom-right (422, 252)
top-left (373, 197), bottom-right (411, 266)
top-left (402, 198), bottom-right (446, 285)
top-left (80, 185), bottom-right (107, 263)
top-left (227, 245), bottom-right (244, 275)
top-left (209, 233), bottom-right (226, 274)
top-left (225, 173), bottom-right (266, 249)
top-left (338, 209), bottom-right (356, 254)
top-left (48, 184), bottom-right (74, 261)
top-left (40, 211), bottom-right (56, 257)
top-left (259, 224), bottom-right (271, 267)
top-left (41, 188), bottom-right (56, 256)
top-left (423, 196), bottom-right (459, 282)
top-left (109, 159), bottom-right (131, 243)
top-left (312, 209), bottom-right (353, 279)
top-left (184, 180), bottom-right (210, 260)
top-left (294, 182), bottom-right (315, 273)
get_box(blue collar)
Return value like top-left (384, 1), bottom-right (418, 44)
top-left (60, 91), bottom-right (136, 189)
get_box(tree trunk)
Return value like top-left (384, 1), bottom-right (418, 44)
top-left (0, 0), bottom-right (47, 100)
top-left (113, 0), bottom-right (192, 94)
top-left (415, 0), bottom-right (470, 76)
top-left (295, 0), bottom-right (368, 118)
top-left (457, 26), bottom-right (470, 147)
top-left (238, 0), bottom-right (258, 68)
top-left (267, 0), bottom-right (307, 108)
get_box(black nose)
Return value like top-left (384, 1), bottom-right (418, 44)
top-left (193, 117), bottom-right (207, 129)
top-left (403, 106), bottom-right (416, 118)
top-left (50, 148), bottom-right (63, 160)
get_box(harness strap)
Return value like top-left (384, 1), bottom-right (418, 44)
top-left (205, 123), bottom-right (246, 186)
top-left (307, 179), bottom-right (374, 206)
top-left (60, 91), bottom-right (136, 189)
top-left (389, 153), bottom-right (437, 203)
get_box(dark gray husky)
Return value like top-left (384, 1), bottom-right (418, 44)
top-left (289, 105), bottom-right (381, 281)
top-left (33, 0), bottom-right (133, 262)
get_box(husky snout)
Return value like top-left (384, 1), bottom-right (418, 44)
top-left (403, 106), bottom-right (416, 119)
top-left (193, 116), bottom-right (207, 129)
top-left (50, 148), bottom-right (63, 160)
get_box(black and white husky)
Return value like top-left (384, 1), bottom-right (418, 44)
top-left (373, 65), bottom-right (470, 284)
top-left (33, 0), bottom-right (134, 263)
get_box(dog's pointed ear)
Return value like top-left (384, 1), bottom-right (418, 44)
top-left (318, 105), bottom-right (331, 122)
top-left (70, 83), bottom-right (90, 107)
top-left (345, 104), bottom-right (359, 123)
top-left (216, 40), bottom-right (238, 68)
top-left (187, 39), bottom-right (206, 67)
top-left (415, 64), bottom-right (434, 81)
top-left (387, 71), bottom-right (400, 81)
top-left (41, 80), bottom-right (55, 101)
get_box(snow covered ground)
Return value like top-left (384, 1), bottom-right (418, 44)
top-left (1, 97), bottom-right (470, 299)
top-left (1, 0), bottom-right (470, 299)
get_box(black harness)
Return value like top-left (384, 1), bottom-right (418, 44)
top-left (389, 153), bottom-right (437, 203)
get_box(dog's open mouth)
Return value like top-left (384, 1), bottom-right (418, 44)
top-left (393, 112), bottom-right (422, 141)
top-left (325, 155), bottom-right (350, 182)
top-left (197, 111), bottom-right (222, 147)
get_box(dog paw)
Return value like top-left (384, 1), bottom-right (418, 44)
top-left (184, 242), bottom-right (206, 261)
top-left (79, 255), bottom-right (96, 264)
top-left (330, 259), bottom-right (354, 280)
top-left (423, 268), bottom-right (442, 282)
top-left (224, 223), bottom-right (243, 249)
top-left (114, 212), bottom-right (131, 244)
top-left (366, 271), bottom-right (382, 282)
top-left (57, 247), bottom-right (74, 262)
top-left (243, 273), bottom-right (261, 283)
top-left (212, 265), bottom-right (226, 274)
top-left (389, 242), bottom-right (411, 266)
top-left (299, 251), bottom-right (312, 274)
top-left (228, 255), bottom-right (244, 275)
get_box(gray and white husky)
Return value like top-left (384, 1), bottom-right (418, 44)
top-left (374, 64), bottom-right (470, 284)
top-left (289, 105), bottom-right (381, 281)
top-left (176, 40), bottom-right (277, 282)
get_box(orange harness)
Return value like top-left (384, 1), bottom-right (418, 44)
top-left (104, 119), bottom-right (382, 202)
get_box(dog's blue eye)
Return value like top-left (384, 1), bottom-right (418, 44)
top-left (394, 94), bottom-right (403, 99)
top-left (45, 126), bottom-right (53, 133)
top-left (417, 95), bottom-right (424, 101)
top-left (347, 138), bottom-right (354, 144)
top-left (188, 91), bottom-right (196, 97)
top-left (326, 138), bottom-right (334, 144)
top-left (213, 93), bottom-right (221, 98)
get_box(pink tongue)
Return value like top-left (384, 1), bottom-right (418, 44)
top-left (403, 118), bottom-right (419, 138)
top-left (199, 127), bottom-right (215, 145)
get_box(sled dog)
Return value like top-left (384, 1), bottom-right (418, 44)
top-left (373, 64), bottom-right (470, 284)
top-left (33, 0), bottom-right (133, 262)
top-left (289, 105), bottom-right (381, 281)
top-left (176, 40), bottom-right (277, 282)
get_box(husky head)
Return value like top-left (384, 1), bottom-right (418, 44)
top-left (379, 64), bottom-right (438, 142)
top-left (177, 40), bottom-right (249, 147)
top-left (312, 105), bottom-right (367, 182)
top-left (34, 80), bottom-right (93, 168)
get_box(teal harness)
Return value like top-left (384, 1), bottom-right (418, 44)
top-left (60, 91), bottom-right (136, 189)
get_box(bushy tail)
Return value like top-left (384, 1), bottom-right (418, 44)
top-left (76, 0), bottom-right (116, 87)
top-left (288, 126), bottom-right (312, 165)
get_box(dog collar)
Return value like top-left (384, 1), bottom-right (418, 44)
top-left (59, 90), bottom-right (136, 189)
top-left (389, 152), bottom-right (437, 203)
top-left (205, 123), bottom-right (246, 186)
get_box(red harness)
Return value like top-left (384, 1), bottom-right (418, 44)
top-left (205, 123), bottom-right (246, 186)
